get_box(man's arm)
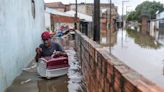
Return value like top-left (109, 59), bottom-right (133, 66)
top-left (35, 48), bottom-right (42, 62)
top-left (35, 53), bottom-right (41, 62)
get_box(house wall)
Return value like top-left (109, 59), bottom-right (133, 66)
top-left (0, 0), bottom-right (45, 92)
top-left (150, 21), bottom-right (155, 37)
top-left (45, 12), bottom-right (51, 31)
top-left (69, 3), bottom-right (117, 16)
top-left (70, 4), bottom-right (87, 15)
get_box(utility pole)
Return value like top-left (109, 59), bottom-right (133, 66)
top-left (93, 0), bottom-right (100, 43)
top-left (109, 0), bottom-right (112, 53)
top-left (122, 1), bottom-right (124, 29)
top-left (122, 0), bottom-right (129, 29)
top-left (121, 0), bottom-right (129, 47)
top-left (74, 0), bottom-right (78, 30)
top-left (126, 6), bottom-right (131, 15)
top-left (125, 6), bottom-right (131, 28)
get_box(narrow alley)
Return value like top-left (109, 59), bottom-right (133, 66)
top-left (6, 46), bottom-right (87, 92)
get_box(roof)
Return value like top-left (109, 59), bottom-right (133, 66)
top-left (46, 8), bottom-right (74, 17)
top-left (52, 15), bottom-right (77, 23)
top-left (46, 2), bottom-right (65, 8)
top-left (69, 3), bottom-right (114, 6)
top-left (65, 10), bottom-right (92, 22)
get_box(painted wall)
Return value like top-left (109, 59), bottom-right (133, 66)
top-left (0, 0), bottom-right (45, 92)
top-left (45, 12), bottom-right (51, 30)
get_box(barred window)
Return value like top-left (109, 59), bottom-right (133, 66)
top-left (31, 0), bottom-right (35, 19)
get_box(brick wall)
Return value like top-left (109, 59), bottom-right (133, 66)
top-left (75, 31), bottom-right (164, 92)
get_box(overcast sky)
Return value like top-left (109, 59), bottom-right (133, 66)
top-left (44, 0), bottom-right (164, 15)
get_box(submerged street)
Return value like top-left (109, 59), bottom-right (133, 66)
top-left (102, 29), bottom-right (164, 87)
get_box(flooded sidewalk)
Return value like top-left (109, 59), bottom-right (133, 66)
top-left (5, 47), bottom-right (86, 92)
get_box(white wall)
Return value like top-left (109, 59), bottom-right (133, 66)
top-left (45, 12), bottom-right (51, 30)
top-left (70, 5), bottom-right (87, 15)
top-left (150, 21), bottom-right (155, 37)
top-left (0, 0), bottom-right (44, 92)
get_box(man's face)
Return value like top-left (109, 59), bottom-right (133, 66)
top-left (43, 39), bottom-right (51, 47)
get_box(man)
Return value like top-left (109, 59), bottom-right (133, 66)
top-left (35, 31), bottom-right (64, 62)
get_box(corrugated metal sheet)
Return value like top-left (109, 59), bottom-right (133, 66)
top-left (65, 10), bottom-right (92, 22)
top-left (46, 8), bottom-right (74, 17)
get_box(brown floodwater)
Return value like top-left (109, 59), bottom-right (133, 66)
top-left (101, 29), bottom-right (164, 88)
top-left (5, 48), bottom-right (86, 92)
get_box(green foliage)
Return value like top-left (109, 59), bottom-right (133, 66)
top-left (127, 11), bottom-right (137, 21)
top-left (127, 1), bottom-right (164, 21)
top-left (126, 28), bottom-right (161, 49)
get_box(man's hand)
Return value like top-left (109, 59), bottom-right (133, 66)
top-left (55, 51), bottom-right (65, 55)
top-left (35, 48), bottom-right (42, 62)
top-left (36, 48), bottom-right (42, 54)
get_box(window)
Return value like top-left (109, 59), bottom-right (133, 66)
top-left (31, 0), bottom-right (35, 19)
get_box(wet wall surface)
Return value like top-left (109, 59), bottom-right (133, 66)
top-left (5, 48), bottom-right (86, 92)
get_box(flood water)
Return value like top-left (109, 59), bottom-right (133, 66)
top-left (101, 29), bottom-right (164, 87)
top-left (5, 47), bottom-right (86, 92)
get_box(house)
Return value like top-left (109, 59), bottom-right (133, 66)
top-left (156, 11), bottom-right (164, 44)
top-left (46, 2), bottom-right (66, 12)
top-left (46, 8), bottom-right (79, 32)
top-left (45, 10), bottom-right (51, 31)
top-left (45, 2), bottom-right (118, 17)
top-left (65, 10), bottom-right (93, 38)
top-left (156, 11), bottom-right (164, 33)
top-left (68, 3), bottom-right (118, 16)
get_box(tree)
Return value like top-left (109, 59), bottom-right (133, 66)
top-left (127, 1), bottom-right (164, 21)
top-left (127, 11), bottom-right (137, 21)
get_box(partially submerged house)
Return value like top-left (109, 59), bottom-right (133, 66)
top-left (156, 11), bottom-right (164, 44)
top-left (156, 11), bottom-right (164, 34)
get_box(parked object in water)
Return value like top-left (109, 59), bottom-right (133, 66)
top-left (37, 52), bottom-right (69, 79)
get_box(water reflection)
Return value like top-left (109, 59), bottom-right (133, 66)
top-left (101, 31), bottom-right (117, 47)
top-left (38, 76), bottom-right (68, 92)
top-left (126, 28), bottom-right (161, 49)
top-left (101, 28), bottom-right (164, 49)
top-left (102, 29), bottom-right (164, 87)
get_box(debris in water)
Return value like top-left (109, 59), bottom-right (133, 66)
top-left (20, 79), bottom-right (32, 84)
top-left (22, 63), bottom-right (37, 71)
